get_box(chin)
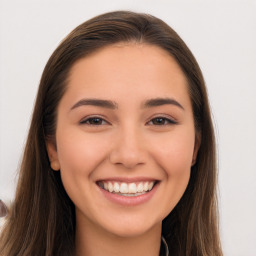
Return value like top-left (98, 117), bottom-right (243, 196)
top-left (99, 214), bottom-right (162, 238)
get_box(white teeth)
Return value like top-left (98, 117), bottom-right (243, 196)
top-left (120, 183), bottom-right (128, 193)
top-left (108, 182), bottom-right (113, 192)
top-left (113, 182), bottom-right (119, 192)
top-left (128, 183), bottom-right (137, 193)
top-left (143, 182), bottom-right (149, 191)
top-left (100, 181), bottom-right (156, 195)
top-left (148, 181), bottom-right (154, 190)
top-left (137, 182), bottom-right (144, 192)
top-left (104, 182), bottom-right (108, 190)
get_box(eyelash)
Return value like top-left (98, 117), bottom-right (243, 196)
top-left (80, 115), bottom-right (177, 126)
top-left (147, 116), bottom-right (177, 125)
top-left (80, 116), bottom-right (109, 125)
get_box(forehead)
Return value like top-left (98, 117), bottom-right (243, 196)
top-left (64, 43), bottom-right (191, 109)
top-left (69, 43), bottom-right (186, 81)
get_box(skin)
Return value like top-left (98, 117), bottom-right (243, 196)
top-left (47, 43), bottom-right (200, 256)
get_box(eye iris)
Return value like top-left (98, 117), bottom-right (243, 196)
top-left (89, 118), bottom-right (102, 125)
top-left (153, 118), bottom-right (166, 125)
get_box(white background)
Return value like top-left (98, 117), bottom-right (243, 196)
top-left (0, 0), bottom-right (255, 255)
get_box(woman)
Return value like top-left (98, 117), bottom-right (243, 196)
top-left (0, 11), bottom-right (223, 256)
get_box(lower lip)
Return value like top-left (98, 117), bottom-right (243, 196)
top-left (98, 183), bottom-right (159, 206)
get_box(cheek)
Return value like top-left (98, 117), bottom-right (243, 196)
top-left (149, 130), bottom-right (195, 212)
top-left (150, 129), bottom-right (195, 175)
top-left (55, 128), bottom-right (110, 183)
top-left (55, 128), bottom-right (112, 210)
top-left (158, 138), bottom-right (193, 188)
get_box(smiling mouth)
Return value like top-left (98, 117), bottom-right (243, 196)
top-left (97, 181), bottom-right (156, 197)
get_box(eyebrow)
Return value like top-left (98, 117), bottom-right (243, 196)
top-left (143, 98), bottom-right (184, 110)
top-left (70, 97), bottom-right (184, 111)
top-left (70, 98), bottom-right (118, 110)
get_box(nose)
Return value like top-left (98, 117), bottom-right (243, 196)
top-left (109, 127), bottom-right (147, 169)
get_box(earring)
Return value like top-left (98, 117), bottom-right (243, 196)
top-left (51, 161), bottom-right (60, 171)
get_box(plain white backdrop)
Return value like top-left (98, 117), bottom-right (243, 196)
top-left (0, 0), bottom-right (255, 255)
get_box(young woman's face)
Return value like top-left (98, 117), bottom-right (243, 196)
top-left (48, 44), bottom-right (199, 238)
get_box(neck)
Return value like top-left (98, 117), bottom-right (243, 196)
top-left (75, 215), bottom-right (162, 256)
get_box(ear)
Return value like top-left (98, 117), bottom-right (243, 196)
top-left (191, 133), bottom-right (201, 166)
top-left (46, 140), bottom-right (60, 171)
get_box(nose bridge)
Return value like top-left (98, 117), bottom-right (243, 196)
top-left (109, 123), bottom-right (146, 168)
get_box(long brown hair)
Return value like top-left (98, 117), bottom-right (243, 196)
top-left (0, 11), bottom-right (222, 256)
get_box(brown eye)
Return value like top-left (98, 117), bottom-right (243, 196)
top-left (80, 117), bottom-right (107, 125)
top-left (152, 118), bottom-right (166, 125)
top-left (148, 117), bottom-right (177, 125)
